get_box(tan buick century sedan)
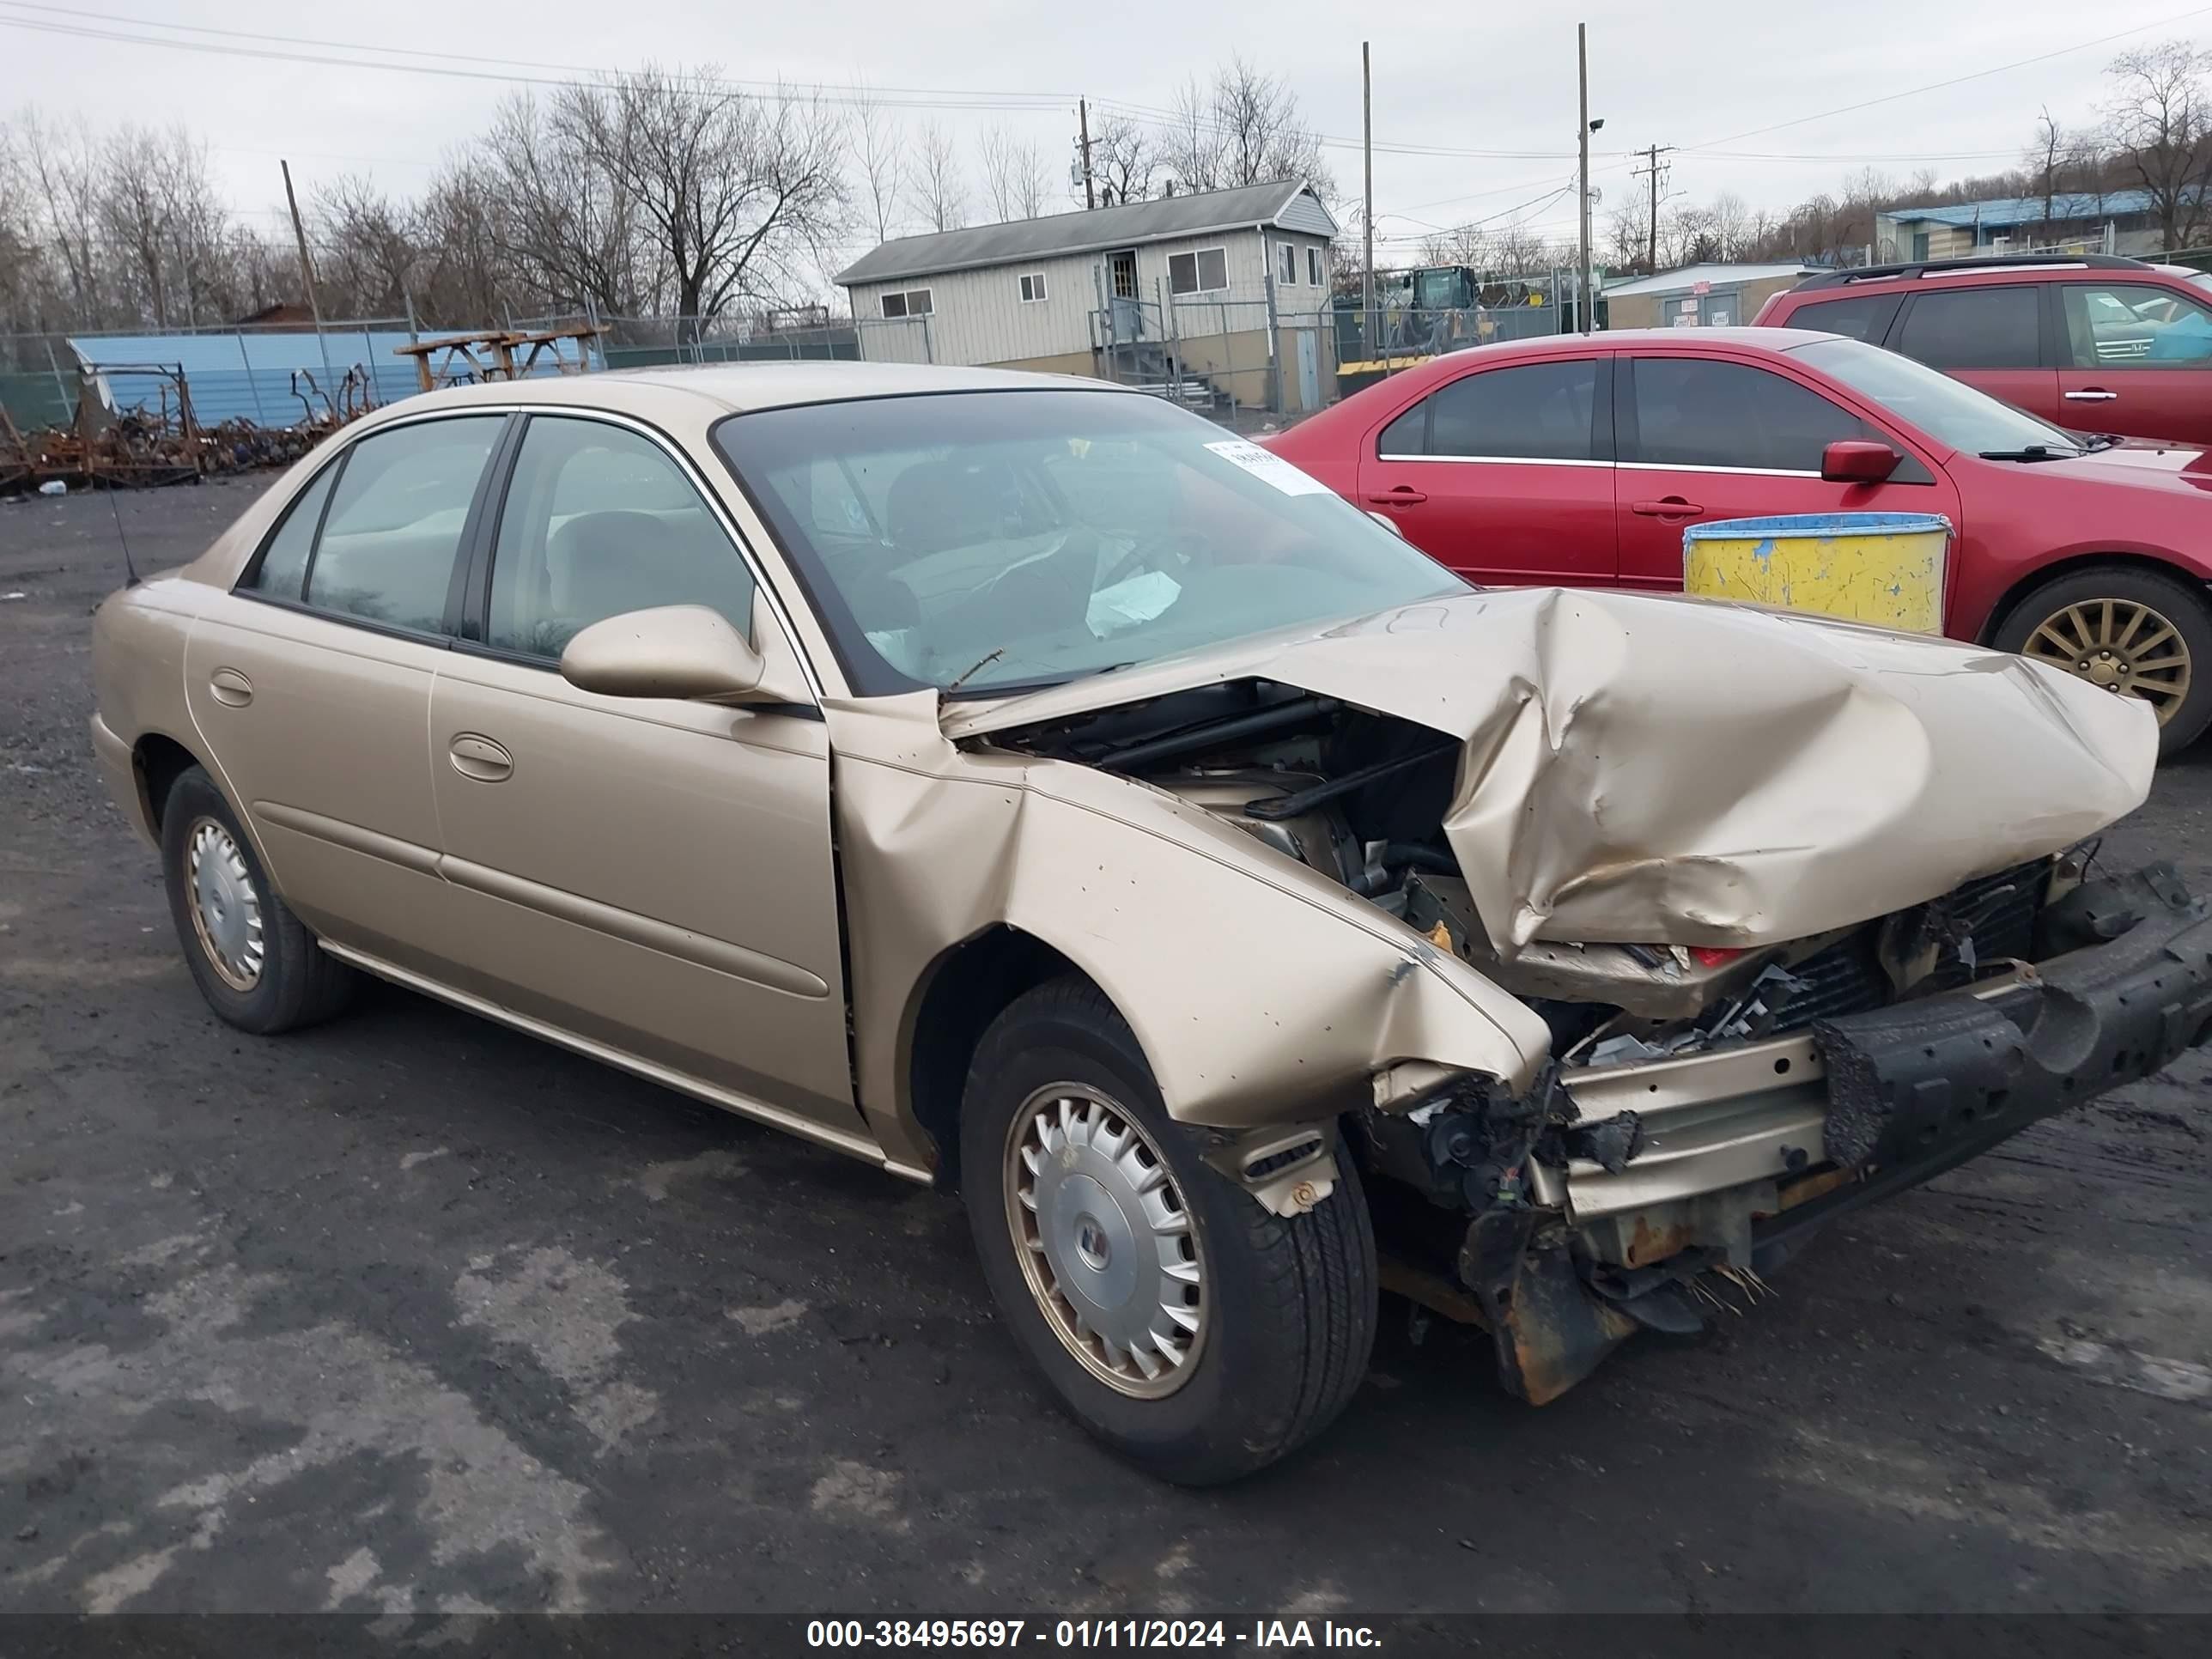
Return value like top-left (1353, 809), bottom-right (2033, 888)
top-left (89, 363), bottom-right (2212, 1483)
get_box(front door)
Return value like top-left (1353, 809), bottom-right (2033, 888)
top-left (1355, 356), bottom-right (1618, 585)
top-left (1614, 353), bottom-right (1960, 590)
top-left (185, 412), bottom-right (507, 965)
top-left (426, 413), bottom-right (857, 1136)
top-left (2052, 278), bottom-right (2212, 446)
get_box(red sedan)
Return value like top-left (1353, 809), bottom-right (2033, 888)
top-left (1264, 328), bottom-right (2212, 753)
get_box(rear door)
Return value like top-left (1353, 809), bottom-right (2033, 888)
top-left (1354, 356), bottom-right (1617, 585)
top-left (1614, 352), bottom-right (1958, 589)
top-left (2052, 278), bottom-right (2212, 446)
top-left (186, 411), bottom-right (507, 963)
top-left (1887, 283), bottom-right (2058, 424)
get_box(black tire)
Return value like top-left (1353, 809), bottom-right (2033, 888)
top-left (159, 765), bottom-right (356, 1034)
top-left (959, 976), bottom-right (1376, 1485)
top-left (1991, 566), bottom-right (2212, 757)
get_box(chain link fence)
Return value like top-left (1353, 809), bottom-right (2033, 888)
top-left (1082, 298), bottom-right (1579, 425)
top-left (1083, 280), bottom-right (1573, 430)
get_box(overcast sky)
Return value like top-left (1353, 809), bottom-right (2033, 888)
top-left (7, 0), bottom-right (2209, 278)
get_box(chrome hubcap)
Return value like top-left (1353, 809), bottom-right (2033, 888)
top-left (2022, 599), bottom-right (2192, 725)
top-left (185, 817), bottom-right (264, 991)
top-left (1004, 1085), bottom-right (1206, 1399)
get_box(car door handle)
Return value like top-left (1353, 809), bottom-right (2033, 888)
top-left (447, 733), bottom-right (513, 782)
top-left (1631, 497), bottom-right (1704, 518)
top-left (1364, 487), bottom-right (1428, 506)
top-left (208, 667), bottom-right (252, 707)
top-left (2064, 389), bottom-right (2119, 401)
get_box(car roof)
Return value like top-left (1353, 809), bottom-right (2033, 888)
top-left (382, 360), bottom-right (1133, 424)
top-left (1417, 325), bottom-right (1841, 360)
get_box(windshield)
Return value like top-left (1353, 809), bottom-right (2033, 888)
top-left (716, 389), bottom-right (1467, 696)
top-left (1789, 336), bottom-right (2084, 456)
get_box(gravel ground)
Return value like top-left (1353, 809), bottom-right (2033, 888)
top-left (2, 478), bottom-right (2208, 1620)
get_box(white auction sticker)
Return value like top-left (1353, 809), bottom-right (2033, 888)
top-left (1204, 438), bottom-right (1330, 495)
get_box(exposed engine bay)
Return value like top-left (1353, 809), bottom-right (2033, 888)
top-left (984, 675), bottom-right (2212, 1404)
top-left (989, 677), bottom-right (2070, 1051)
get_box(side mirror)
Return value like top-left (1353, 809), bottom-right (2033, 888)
top-left (1821, 440), bottom-right (1903, 484)
top-left (1366, 508), bottom-right (1407, 538)
top-left (560, 605), bottom-right (803, 706)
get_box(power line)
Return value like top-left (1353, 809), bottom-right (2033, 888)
top-left (0, 6), bottom-right (1077, 112)
top-left (1678, 4), bottom-right (2212, 152)
top-left (0, 2), bottom-right (1595, 164)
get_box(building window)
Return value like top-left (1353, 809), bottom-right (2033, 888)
top-left (879, 288), bottom-right (933, 319)
top-left (1279, 243), bottom-right (1297, 285)
top-left (1018, 271), bottom-right (1048, 303)
top-left (1168, 247), bottom-right (1229, 296)
top-left (1307, 246), bottom-right (1324, 287)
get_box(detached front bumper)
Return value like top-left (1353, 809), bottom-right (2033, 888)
top-left (1468, 871), bottom-right (2212, 1403)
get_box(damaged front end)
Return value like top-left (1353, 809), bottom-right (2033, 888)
top-left (1366, 856), bottom-right (2212, 1402)
top-left (956, 610), bottom-right (2205, 1404)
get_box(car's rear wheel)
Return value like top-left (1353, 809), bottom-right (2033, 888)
top-left (959, 976), bottom-right (1376, 1485)
top-left (1994, 567), bottom-right (2212, 757)
top-left (160, 765), bottom-right (356, 1034)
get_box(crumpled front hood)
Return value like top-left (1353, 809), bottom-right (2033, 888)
top-left (946, 589), bottom-right (2157, 955)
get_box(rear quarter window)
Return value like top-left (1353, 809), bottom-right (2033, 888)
top-left (1778, 291), bottom-right (1902, 345)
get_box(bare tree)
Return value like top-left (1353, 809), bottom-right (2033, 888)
top-left (1709, 191), bottom-right (1750, 259)
top-left (979, 123), bottom-right (1050, 222)
top-left (1603, 196), bottom-right (1651, 274)
top-left (1159, 58), bottom-right (1334, 201)
top-left (20, 112), bottom-right (103, 323)
top-left (566, 69), bottom-right (848, 331)
top-left (314, 174), bottom-right (420, 317)
top-left (1087, 113), bottom-right (1158, 207)
top-left (2027, 106), bottom-right (2069, 235)
top-left (479, 90), bottom-right (648, 319)
top-left (1417, 224), bottom-right (1494, 270)
top-left (413, 155), bottom-right (514, 325)
top-left (910, 118), bottom-right (968, 232)
top-left (96, 125), bottom-right (229, 328)
top-left (850, 84), bottom-right (906, 243)
top-left (2103, 42), bottom-right (2212, 249)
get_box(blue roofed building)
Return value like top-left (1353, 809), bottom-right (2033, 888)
top-left (1875, 190), bottom-right (2164, 263)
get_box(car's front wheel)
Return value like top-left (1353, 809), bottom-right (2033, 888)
top-left (159, 764), bottom-right (356, 1034)
top-left (1994, 566), bottom-right (2212, 756)
top-left (959, 977), bottom-right (1376, 1485)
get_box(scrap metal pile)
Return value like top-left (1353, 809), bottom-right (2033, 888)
top-left (1, 362), bottom-right (372, 495)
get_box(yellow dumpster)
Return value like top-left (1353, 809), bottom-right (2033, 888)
top-left (1682, 512), bottom-right (1952, 635)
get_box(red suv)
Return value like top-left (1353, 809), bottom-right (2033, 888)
top-left (1262, 328), bottom-right (2212, 753)
top-left (1754, 254), bottom-right (2212, 447)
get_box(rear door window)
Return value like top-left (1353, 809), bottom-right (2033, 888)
top-left (1393, 360), bottom-right (1600, 462)
top-left (241, 461), bottom-right (339, 601)
top-left (1784, 292), bottom-right (1902, 345)
top-left (1892, 285), bottom-right (2042, 369)
top-left (305, 416), bottom-right (503, 633)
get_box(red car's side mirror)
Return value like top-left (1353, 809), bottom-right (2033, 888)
top-left (1822, 440), bottom-right (1903, 484)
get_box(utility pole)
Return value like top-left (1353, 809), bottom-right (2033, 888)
top-left (1078, 98), bottom-right (1096, 210)
top-left (280, 159), bottom-right (331, 376)
top-left (1631, 143), bottom-right (1674, 273)
top-left (1577, 25), bottom-right (1593, 334)
top-left (1362, 41), bottom-right (1376, 356)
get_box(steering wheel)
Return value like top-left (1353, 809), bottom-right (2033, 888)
top-left (1098, 526), bottom-right (1218, 591)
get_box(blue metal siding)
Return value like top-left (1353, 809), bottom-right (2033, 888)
top-left (67, 330), bottom-right (590, 426)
